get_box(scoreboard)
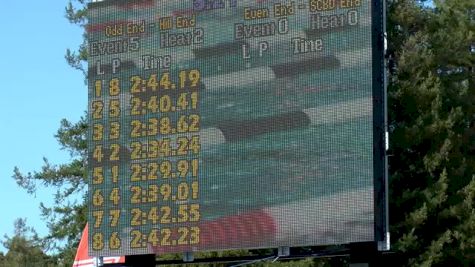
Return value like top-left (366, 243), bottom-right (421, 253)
top-left (87, 0), bottom-right (387, 256)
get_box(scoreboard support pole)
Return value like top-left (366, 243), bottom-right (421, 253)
top-left (124, 254), bottom-right (155, 267)
top-left (183, 252), bottom-right (194, 262)
top-left (278, 246), bottom-right (290, 257)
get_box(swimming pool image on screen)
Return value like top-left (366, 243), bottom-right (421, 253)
top-left (86, 0), bottom-right (385, 257)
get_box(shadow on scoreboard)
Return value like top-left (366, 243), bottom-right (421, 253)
top-left (103, 242), bottom-right (397, 266)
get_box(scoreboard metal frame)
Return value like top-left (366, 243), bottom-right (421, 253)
top-left (86, 0), bottom-right (389, 261)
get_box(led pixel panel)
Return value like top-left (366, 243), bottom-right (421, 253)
top-left (87, 0), bottom-right (382, 256)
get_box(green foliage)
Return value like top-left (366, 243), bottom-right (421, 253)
top-left (12, 116), bottom-right (88, 257)
top-left (153, 251), bottom-right (342, 267)
top-left (10, 2), bottom-right (91, 265)
top-left (0, 219), bottom-right (56, 267)
top-left (387, 0), bottom-right (475, 265)
top-left (64, 0), bottom-right (88, 78)
top-left (9, 0), bottom-right (475, 266)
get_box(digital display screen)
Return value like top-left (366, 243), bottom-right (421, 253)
top-left (87, 0), bottom-right (382, 256)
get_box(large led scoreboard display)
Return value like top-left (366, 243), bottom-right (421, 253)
top-left (87, 0), bottom-right (387, 257)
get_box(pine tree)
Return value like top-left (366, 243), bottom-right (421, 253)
top-left (387, 0), bottom-right (475, 265)
top-left (12, 117), bottom-right (88, 264)
top-left (11, 0), bottom-right (475, 266)
top-left (0, 219), bottom-right (56, 267)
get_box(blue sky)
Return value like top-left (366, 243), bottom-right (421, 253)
top-left (0, 1), bottom-right (86, 252)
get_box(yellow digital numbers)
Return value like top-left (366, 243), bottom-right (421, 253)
top-left (94, 78), bottom-right (121, 97)
top-left (130, 69), bottom-right (201, 94)
top-left (130, 115), bottom-right (200, 138)
top-left (130, 92), bottom-right (199, 116)
top-left (91, 101), bottom-right (103, 120)
top-left (95, 80), bottom-right (102, 97)
top-left (92, 124), bottom-right (104, 141)
top-left (178, 69), bottom-right (201, 89)
top-left (92, 167), bottom-right (104, 185)
top-left (91, 144), bottom-right (120, 163)
top-left (109, 188), bottom-right (120, 205)
top-left (109, 99), bottom-right (120, 117)
top-left (130, 227), bottom-right (200, 248)
top-left (92, 232), bottom-right (104, 251)
top-left (91, 231), bottom-right (121, 251)
top-left (90, 69), bottom-right (201, 253)
top-left (111, 165), bottom-right (119, 183)
top-left (92, 189), bottom-right (104, 207)
top-left (130, 159), bottom-right (199, 182)
top-left (110, 209), bottom-right (120, 227)
top-left (92, 210), bottom-right (104, 228)
top-left (128, 136), bottom-right (200, 160)
top-left (109, 122), bottom-right (120, 139)
top-left (109, 232), bottom-right (121, 250)
top-left (130, 182), bottom-right (199, 204)
top-left (109, 78), bottom-right (120, 96)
